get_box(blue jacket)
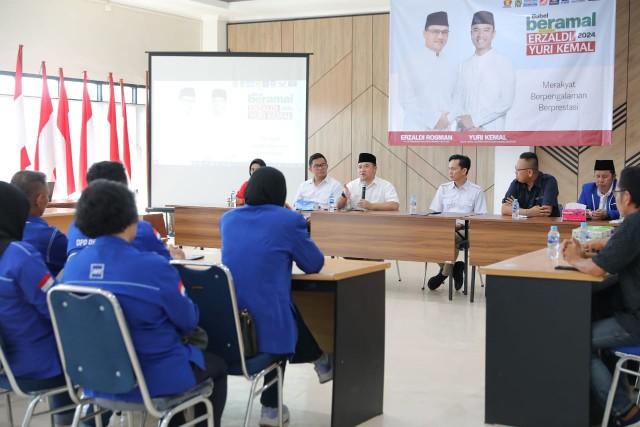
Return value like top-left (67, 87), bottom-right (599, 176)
top-left (23, 216), bottom-right (68, 277)
top-left (66, 220), bottom-right (170, 260)
top-left (220, 205), bottom-right (324, 355)
top-left (62, 236), bottom-right (202, 401)
top-left (578, 181), bottom-right (620, 220)
top-left (0, 241), bottom-right (60, 380)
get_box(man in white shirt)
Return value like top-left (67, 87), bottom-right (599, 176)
top-left (453, 11), bottom-right (515, 131)
top-left (427, 154), bottom-right (487, 291)
top-left (294, 153), bottom-right (343, 208)
top-left (337, 153), bottom-right (400, 211)
top-left (400, 11), bottom-right (456, 130)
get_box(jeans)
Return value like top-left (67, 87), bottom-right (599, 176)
top-left (591, 317), bottom-right (640, 417)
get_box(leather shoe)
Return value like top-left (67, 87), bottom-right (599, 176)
top-left (453, 261), bottom-right (465, 291)
top-left (427, 272), bottom-right (447, 290)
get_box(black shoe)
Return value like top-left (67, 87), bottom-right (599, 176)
top-left (453, 261), bottom-right (465, 291)
top-left (427, 272), bottom-right (447, 290)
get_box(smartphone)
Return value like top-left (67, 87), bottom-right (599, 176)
top-left (555, 265), bottom-right (578, 271)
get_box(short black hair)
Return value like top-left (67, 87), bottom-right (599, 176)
top-left (619, 166), bottom-right (640, 207)
top-left (449, 154), bottom-right (471, 174)
top-left (519, 152), bottom-right (539, 170)
top-left (308, 153), bottom-right (327, 167)
top-left (76, 180), bottom-right (138, 238)
top-left (10, 170), bottom-right (47, 202)
top-left (87, 161), bottom-right (128, 185)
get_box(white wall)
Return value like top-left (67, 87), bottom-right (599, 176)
top-left (493, 147), bottom-right (532, 213)
top-left (0, 0), bottom-right (202, 84)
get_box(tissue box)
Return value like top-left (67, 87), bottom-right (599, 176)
top-left (571, 225), bottom-right (614, 241)
top-left (562, 208), bottom-right (587, 222)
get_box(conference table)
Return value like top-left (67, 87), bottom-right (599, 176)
top-left (190, 253), bottom-right (389, 427)
top-left (481, 249), bottom-right (604, 427)
top-left (292, 258), bottom-right (389, 427)
top-left (43, 207), bottom-right (76, 234)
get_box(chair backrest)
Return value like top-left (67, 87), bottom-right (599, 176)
top-left (142, 213), bottom-right (168, 239)
top-left (47, 285), bottom-right (162, 416)
top-left (173, 262), bottom-right (251, 377)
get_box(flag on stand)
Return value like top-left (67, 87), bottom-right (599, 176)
top-left (55, 68), bottom-right (75, 196)
top-left (34, 61), bottom-right (56, 182)
top-left (79, 71), bottom-right (93, 190)
top-left (119, 79), bottom-right (131, 179)
top-left (14, 45), bottom-right (30, 169)
top-left (107, 72), bottom-right (119, 161)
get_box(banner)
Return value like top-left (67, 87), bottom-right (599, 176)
top-left (388, 0), bottom-right (615, 146)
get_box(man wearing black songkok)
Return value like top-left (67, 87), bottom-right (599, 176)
top-left (337, 153), bottom-right (400, 211)
top-left (399, 10), bottom-right (456, 130)
top-left (453, 10), bottom-right (515, 131)
top-left (578, 160), bottom-right (620, 220)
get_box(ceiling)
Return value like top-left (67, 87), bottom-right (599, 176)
top-left (104, 0), bottom-right (389, 22)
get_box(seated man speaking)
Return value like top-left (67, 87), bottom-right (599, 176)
top-left (562, 166), bottom-right (640, 426)
top-left (337, 153), bottom-right (400, 211)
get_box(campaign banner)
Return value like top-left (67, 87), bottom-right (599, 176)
top-left (388, 0), bottom-right (615, 146)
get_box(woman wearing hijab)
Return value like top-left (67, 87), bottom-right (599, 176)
top-left (235, 158), bottom-right (266, 206)
top-left (0, 181), bottom-right (74, 424)
top-left (220, 167), bottom-right (332, 426)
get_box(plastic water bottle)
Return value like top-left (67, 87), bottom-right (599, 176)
top-left (578, 221), bottom-right (589, 244)
top-left (547, 225), bottom-right (560, 261)
top-left (512, 199), bottom-right (520, 219)
top-left (328, 193), bottom-right (336, 212)
top-left (409, 195), bottom-right (417, 215)
top-left (230, 191), bottom-right (236, 208)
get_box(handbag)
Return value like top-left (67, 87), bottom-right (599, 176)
top-left (183, 326), bottom-right (209, 350)
top-left (239, 308), bottom-right (258, 358)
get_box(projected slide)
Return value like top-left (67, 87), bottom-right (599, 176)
top-left (150, 54), bottom-right (308, 207)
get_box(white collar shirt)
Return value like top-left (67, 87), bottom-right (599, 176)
top-left (345, 176), bottom-right (399, 207)
top-left (294, 175), bottom-right (343, 207)
top-left (430, 180), bottom-right (488, 214)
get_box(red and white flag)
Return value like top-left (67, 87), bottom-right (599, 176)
top-left (79, 71), bottom-right (93, 190)
top-left (14, 45), bottom-right (30, 169)
top-left (119, 79), bottom-right (132, 179)
top-left (54, 68), bottom-right (75, 197)
top-left (107, 72), bottom-right (119, 161)
top-left (34, 61), bottom-right (56, 182)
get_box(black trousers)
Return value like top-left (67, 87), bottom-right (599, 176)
top-left (169, 351), bottom-right (228, 427)
top-left (260, 306), bottom-right (323, 408)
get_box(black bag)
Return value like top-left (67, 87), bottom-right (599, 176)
top-left (239, 308), bottom-right (258, 358)
top-left (183, 326), bottom-right (209, 350)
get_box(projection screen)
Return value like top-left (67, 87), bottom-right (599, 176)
top-left (148, 52), bottom-right (309, 207)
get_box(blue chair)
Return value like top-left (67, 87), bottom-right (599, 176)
top-left (172, 261), bottom-right (284, 427)
top-left (602, 345), bottom-right (640, 427)
top-left (47, 284), bottom-right (214, 427)
top-left (0, 335), bottom-right (76, 427)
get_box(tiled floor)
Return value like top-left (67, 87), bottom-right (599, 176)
top-left (1, 260), bottom-right (489, 427)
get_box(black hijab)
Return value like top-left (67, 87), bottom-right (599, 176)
top-left (0, 181), bottom-right (30, 257)
top-left (245, 166), bottom-right (287, 206)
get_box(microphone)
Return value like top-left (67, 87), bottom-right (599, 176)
top-left (361, 180), bottom-right (366, 200)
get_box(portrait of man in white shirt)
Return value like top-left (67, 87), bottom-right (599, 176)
top-left (453, 10), bottom-right (515, 131)
top-left (294, 152), bottom-right (342, 208)
top-left (400, 11), bottom-right (457, 131)
top-left (337, 152), bottom-right (400, 211)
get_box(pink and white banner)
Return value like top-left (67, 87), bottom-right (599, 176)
top-left (388, 0), bottom-right (615, 146)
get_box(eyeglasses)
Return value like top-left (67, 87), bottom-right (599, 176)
top-left (427, 29), bottom-right (450, 36)
top-left (614, 189), bottom-right (627, 195)
top-left (311, 163), bottom-right (328, 169)
top-left (515, 168), bottom-right (533, 173)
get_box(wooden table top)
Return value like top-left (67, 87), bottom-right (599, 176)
top-left (480, 248), bottom-right (604, 282)
top-left (48, 199), bottom-right (77, 209)
top-left (173, 256), bottom-right (389, 282)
